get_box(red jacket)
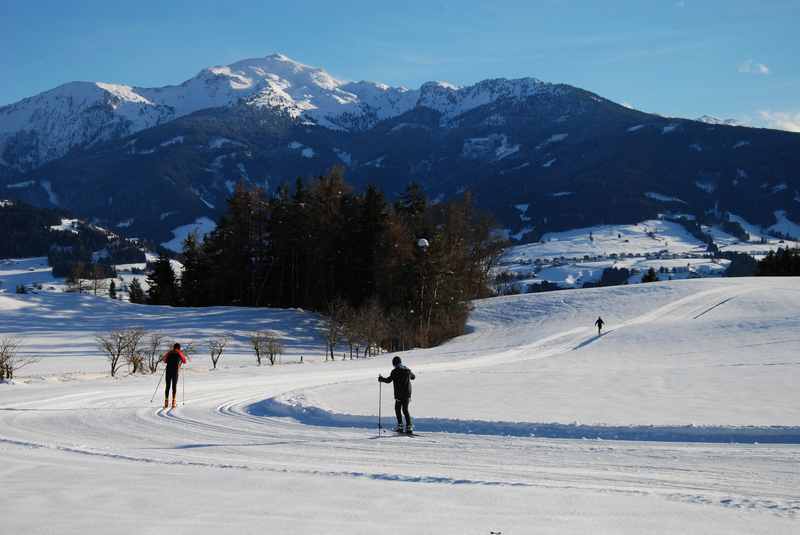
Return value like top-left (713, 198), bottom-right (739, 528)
top-left (161, 349), bottom-right (187, 369)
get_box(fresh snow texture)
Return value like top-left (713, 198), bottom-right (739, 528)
top-left (0, 274), bottom-right (798, 533)
top-left (301, 278), bottom-right (800, 429)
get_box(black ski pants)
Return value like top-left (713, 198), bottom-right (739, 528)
top-left (395, 398), bottom-right (411, 427)
top-left (165, 369), bottom-right (179, 398)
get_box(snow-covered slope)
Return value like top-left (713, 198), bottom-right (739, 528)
top-left (1, 277), bottom-right (799, 533)
top-left (304, 278), bottom-right (800, 428)
top-left (0, 81), bottom-right (174, 169)
top-left (0, 53), bottom-right (555, 170)
top-left (0, 278), bottom-right (800, 535)
top-left (506, 219), bottom-right (707, 260)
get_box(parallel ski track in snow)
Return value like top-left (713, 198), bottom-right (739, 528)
top-left (1, 278), bottom-right (800, 525)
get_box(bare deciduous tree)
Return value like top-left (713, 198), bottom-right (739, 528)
top-left (342, 308), bottom-right (364, 359)
top-left (90, 264), bottom-right (110, 296)
top-left (144, 332), bottom-right (167, 373)
top-left (66, 262), bottom-right (89, 294)
top-left (250, 331), bottom-right (268, 366)
top-left (208, 335), bottom-right (230, 370)
top-left (95, 328), bottom-right (143, 377)
top-left (265, 333), bottom-right (283, 366)
top-left (323, 298), bottom-right (350, 361)
top-left (360, 298), bottom-right (388, 358)
top-left (0, 337), bottom-right (38, 380)
top-left (123, 328), bottom-right (146, 374)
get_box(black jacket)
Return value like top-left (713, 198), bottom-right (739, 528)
top-left (380, 365), bottom-right (415, 400)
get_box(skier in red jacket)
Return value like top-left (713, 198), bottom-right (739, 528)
top-left (161, 343), bottom-right (187, 409)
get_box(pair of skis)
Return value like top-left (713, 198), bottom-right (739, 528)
top-left (377, 381), bottom-right (419, 437)
top-left (373, 429), bottom-right (422, 439)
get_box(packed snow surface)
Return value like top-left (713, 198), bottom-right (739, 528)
top-left (0, 266), bottom-right (799, 532)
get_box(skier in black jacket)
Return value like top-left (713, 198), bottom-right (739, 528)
top-left (379, 356), bottom-right (416, 433)
top-left (160, 343), bottom-right (187, 409)
top-left (594, 316), bottom-right (605, 336)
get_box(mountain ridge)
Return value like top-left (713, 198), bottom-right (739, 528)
top-left (1, 53), bottom-right (799, 245)
top-left (0, 53), bottom-right (560, 171)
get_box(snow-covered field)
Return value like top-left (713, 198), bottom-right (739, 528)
top-left (499, 216), bottom-right (800, 290)
top-left (1, 263), bottom-right (799, 533)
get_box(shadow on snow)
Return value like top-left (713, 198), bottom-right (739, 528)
top-left (248, 398), bottom-right (800, 444)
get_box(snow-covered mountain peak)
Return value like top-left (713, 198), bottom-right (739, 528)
top-left (223, 53), bottom-right (343, 91)
top-left (95, 82), bottom-right (154, 105)
top-left (0, 53), bottom-right (562, 170)
top-left (418, 76), bottom-right (552, 120)
top-left (696, 115), bottom-right (741, 127)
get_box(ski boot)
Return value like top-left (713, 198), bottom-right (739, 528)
top-left (404, 424), bottom-right (414, 434)
top-left (171, 397), bottom-right (177, 409)
top-left (163, 397), bottom-right (169, 409)
top-left (393, 424), bottom-right (404, 433)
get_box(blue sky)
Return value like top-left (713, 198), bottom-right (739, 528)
top-left (1, 0), bottom-right (797, 130)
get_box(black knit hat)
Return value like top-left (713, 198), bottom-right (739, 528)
top-left (392, 356), bottom-right (401, 366)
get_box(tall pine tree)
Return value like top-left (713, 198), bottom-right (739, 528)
top-left (146, 253), bottom-right (179, 305)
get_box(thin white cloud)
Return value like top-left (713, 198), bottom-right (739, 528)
top-left (758, 111), bottom-right (800, 132)
top-left (738, 59), bottom-right (770, 75)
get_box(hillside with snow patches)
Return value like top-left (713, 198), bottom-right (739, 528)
top-left (0, 255), bottom-right (799, 533)
top-left (2, 53), bottom-right (799, 247)
top-left (494, 215), bottom-right (800, 291)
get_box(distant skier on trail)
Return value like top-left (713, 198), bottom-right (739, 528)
top-left (379, 356), bottom-right (416, 433)
top-left (161, 343), bottom-right (187, 409)
top-left (594, 316), bottom-right (605, 336)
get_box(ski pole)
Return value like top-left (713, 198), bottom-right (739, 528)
top-left (150, 368), bottom-right (165, 403)
top-left (182, 368), bottom-right (185, 406)
top-left (377, 379), bottom-right (382, 436)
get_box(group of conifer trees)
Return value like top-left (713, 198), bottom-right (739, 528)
top-left (757, 247), bottom-right (800, 276)
top-left (140, 168), bottom-right (502, 348)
